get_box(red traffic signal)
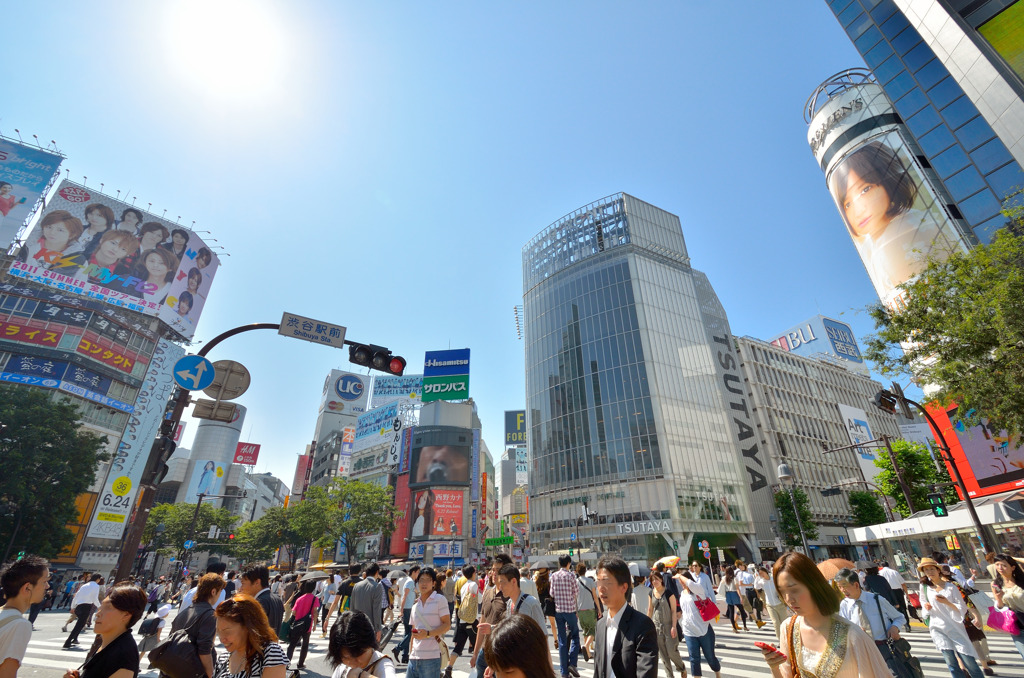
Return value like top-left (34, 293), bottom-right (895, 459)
top-left (348, 343), bottom-right (405, 376)
top-left (228, 533), bottom-right (235, 540)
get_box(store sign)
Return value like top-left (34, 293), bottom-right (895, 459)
top-left (615, 520), bottom-right (672, 535)
top-left (505, 410), bottom-right (526, 445)
top-left (422, 348), bottom-right (470, 403)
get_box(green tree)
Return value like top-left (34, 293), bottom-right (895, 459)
top-left (0, 386), bottom-right (109, 558)
top-left (232, 506), bottom-right (301, 564)
top-left (848, 490), bottom-right (887, 527)
top-left (143, 502), bottom-right (238, 557)
top-left (864, 191), bottom-right (1024, 439)
top-left (295, 478), bottom-right (402, 563)
top-left (873, 439), bottom-right (956, 518)
top-left (773, 488), bottom-right (818, 549)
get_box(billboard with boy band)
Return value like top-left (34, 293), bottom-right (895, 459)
top-left (0, 138), bottom-right (63, 249)
top-left (8, 181), bottom-right (219, 339)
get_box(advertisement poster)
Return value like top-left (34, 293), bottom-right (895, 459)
top-left (0, 352), bottom-right (134, 412)
top-left (234, 442), bottom-right (261, 465)
top-left (471, 428), bottom-right (481, 502)
top-left (354, 402), bottom-right (399, 452)
top-left (979, 2), bottom-right (1024, 80)
top-left (422, 348), bottom-right (470, 403)
top-left (409, 488), bottom-right (464, 540)
top-left (505, 410), bottom-right (526, 445)
top-left (515, 447), bottom-right (529, 486)
top-left (837, 404), bottom-right (879, 483)
top-left (826, 132), bottom-right (967, 309)
top-left (390, 474), bottom-right (411, 557)
top-left (0, 138), bottom-right (63, 248)
top-left (409, 426), bottom-right (472, 487)
top-left (186, 459), bottom-right (227, 500)
top-left (9, 181), bottom-right (219, 339)
top-left (319, 370), bottom-right (370, 414)
top-left (927, 402), bottom-right (1024, 498)
top-left (370, 374), bottom-right (423, 407)
top-left (86, 338), bottom-right (185, 539)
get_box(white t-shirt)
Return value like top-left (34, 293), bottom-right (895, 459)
top-left (402, 579), bottom-right (417, 610)
top-left (0, 609), bottom-right (32, 666)
top-left (330, 651), bottom-right (396, 678)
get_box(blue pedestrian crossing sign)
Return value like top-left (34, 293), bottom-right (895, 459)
top-left (174, 355), bottom-right (216, 391)
top-left (184, 539), bottom-right (196, 550)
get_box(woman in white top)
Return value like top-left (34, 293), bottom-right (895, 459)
top-left (327, 610), bottom-right (396, 678)
top-left (716, 566), bottom-right (747, 633)
top-left (918, 557), bottom-right (984, 678)
top-left (677, 572), bottom-right (722, 678)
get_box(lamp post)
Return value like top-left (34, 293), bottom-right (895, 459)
top-left (777, 463), bottom-right (811, 556)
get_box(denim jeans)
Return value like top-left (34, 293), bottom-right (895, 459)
top-left (939, 649), bottom-right (984, 678)
top-left (683, 627), bottom-right (721, 677)
top-left (554, 612), bottom-right (580, 676)
top-left (394, 608), bottom-right (413, 661)
top-left (1013, 632), bottom-right (1024, 662)
top-left (406, 657), bottom-right (441, 678)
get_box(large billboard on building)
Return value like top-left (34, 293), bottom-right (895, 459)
top-left (422, 348), bottom-right (470, 402)
top-left (409, 488), bottom-right (464, 541)
top-left (409, 426), bottom-right (473, 488)
top-left (515, 447), bottom-right (528, 486)
top-left (319, 370), bottom-right (369, 415)
top-left (370, 374), bottom-right (423, 407)
top-left (185, 459), bottom-right (228, 500)
top-left (927, 402), bottom-right (1024, 498)
top-left (505, 410), bottom-right (526, 445)
top-left (837, 404), bottom-right (880, 483)
top-left (9, 181), bottom-right (220, 339)
top-left (769, 315), bottom-right (868, 374)
top-left (354, 402), bottom-right (399, 452)
top-left (291, 453), bottom-right (312, 499)
top-left (978, 1), bottom-right (1024, 81)
top-left (86, 338), bottom-right (184, 539)
top-left (390, 474), bottom-right (411, 557)
top-left (0, 139), bottom-right (63, 248)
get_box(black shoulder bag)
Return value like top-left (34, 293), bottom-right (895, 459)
top-left (874, 594), bottom-right (924, 678)
top-left (149, 607), bottom-right (213, 678)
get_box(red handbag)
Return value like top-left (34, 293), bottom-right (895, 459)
top-left (906, 592), bottom-right (922, 609)
top-left (695, 596), bottom-right (720, 621)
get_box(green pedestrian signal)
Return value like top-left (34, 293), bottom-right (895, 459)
top-left (927, 493), bottom-right (948, 518)
top-left (568, 549), bottom-right (573, 556)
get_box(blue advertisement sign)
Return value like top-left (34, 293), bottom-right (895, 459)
top-left (472, 508), bottom-right (477, 539)
top-left (471, 429), bottom-right (481, 502)
top-left (821, 317), bottom-right (863, 363)
top-left (370, 374), bottom-right (423, 407)
top-left (769, 315), bottom-right (866, 373)
top-left (354, 402), bottom-right (399, 451)
top-left (423, 349), bottom-right (470, 377)
top-left (4, 354), bottom-right (68, 378)
top-left (0, 138), bottom-right (63, 249)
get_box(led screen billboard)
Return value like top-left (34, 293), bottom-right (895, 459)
top-left (979, 1), bottom-right (1024, 81)
top-left (408, 426), bottom-right (473, 488)
top-left (0, 139), bottom-right (62, 248)
top-left (927, 402), bottom-right (1024, 498)
top-left (9, 181), bottom-right (219, 339)
top-left (370, 374), bottom-right (423, 407)
top-left (409, 488), bottom-right (464, 540)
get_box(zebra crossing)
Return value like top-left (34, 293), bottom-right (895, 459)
top-left (18, 616), bottom-right (1024, 677)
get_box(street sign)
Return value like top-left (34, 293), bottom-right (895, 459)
top-left (485, 536), bottom-right (515, 546)
top-left (570, 532), bottom-right (577, 541)
top-left (169, 557), bottom-right (175, 562)
top-left (279, 312), bottom-right (347, 349)
top-left (703, 550), bottom-right (711, 559)
top-left (174, 355), bottom-right (215, 391)
top-left (192, 399), bottom-right (238, 422)
top-left (203, 360), bottom-right (251, 400)
top-left (183, 540), bottom-right (196, 549)
top-left (716, 548), bottom-right (725, 563)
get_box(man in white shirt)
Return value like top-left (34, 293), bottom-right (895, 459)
top-left (593, 557), bottom-right (657, 678)
top-left (835, 569), bottom-right (909, 678)
top-left (736, 563), bottom-right (764, 628)
top-left (754, 566), bottom-right (789, 641)
top-left (178, 563), bottom-right (228, 615)
top-left (62, 573), bottom-right (101, 648)
top-left (0, 555), bottom-right (49, 678)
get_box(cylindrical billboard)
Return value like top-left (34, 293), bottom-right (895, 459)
top-left (806, 70), bottom-right (972, 309)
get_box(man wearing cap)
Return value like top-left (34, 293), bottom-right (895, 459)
top-left (835, 568), bottom-right (911, 677)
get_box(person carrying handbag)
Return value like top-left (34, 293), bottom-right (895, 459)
top-left (155, 573), bottom-right (223, 678)
top-left (991, 553), bottom-right (1024, 662)
top-left (283, 582), bottom-right (319, 669)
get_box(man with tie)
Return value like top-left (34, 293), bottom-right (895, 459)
top-left (836, 568), bottom-right (912, 678)
top-left (593, 557), bottom-right (658, 678)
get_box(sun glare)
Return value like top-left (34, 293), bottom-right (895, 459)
top-left (163, 0), bottom-right (287, 102)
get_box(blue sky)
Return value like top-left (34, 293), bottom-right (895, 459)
top-left (2, 1), bottom-right (891, 488)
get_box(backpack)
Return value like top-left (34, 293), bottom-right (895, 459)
top-left (458, 583), bottom-right (478, 623)
top-left (148, 587), bottom-right (160, 603)
top-left (138, 616), bottom-right (161, 637)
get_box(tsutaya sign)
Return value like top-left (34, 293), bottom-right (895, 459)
top-left (616, 519), bottom-right (671, 535)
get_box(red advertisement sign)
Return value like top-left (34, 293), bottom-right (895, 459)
top-left (0, 319), bottom-right (64, 348)
top-left (391, 474), bottom-right (411, 557)
top-left (76, 336), bottom-right (137, 373)
top-left (927, 402), bottom-right (1024, 499)
top-left (234, 442), bottom-right (261, 465)
top-left (410, 488), bottom-right (463, 540)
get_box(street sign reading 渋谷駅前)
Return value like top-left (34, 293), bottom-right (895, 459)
top-left (278, 312), bottom-right (346, 349)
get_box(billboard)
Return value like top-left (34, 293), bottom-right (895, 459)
top-left (370, 374), bottom-right (423, 408)
top-left (86, 338), bottom-right (185, 539)
top-left (927, 402), bottom-right (1024, 498)
top-left (0, 352), bottom-right (135, 412)
top-left (770, 315), bottom-right (866, 374)
top-left (186, 459), bottom-right (227, 499)
top-left (390, 474), bottom-right (411, 557)
top-left (9, 181), bottom-right (220, 339)
top-left (409, 426), bottom-right (473, 488)
top-left (354, 402), bottom-right (399, 452)
top-left (0, 139), bottom-right (63, 248)
top-left (291, 454), bottom-right (312, 499)
top-left (338, 426), bottom-right (355, 476)
top-left (837, 404), bottom-right (880, 483)
top-left (319, 370), bottom-right (369, 415)
top-left (978, 1), bottom-right (1024, 81)
top-left (505, 410), bottom-right (526, 445)
top-left (422, 348), bottom-right (470, 402)
top-left (409, 488), bottom-right (464, 540)
top-left (515, 447), bottom-right (528, 486)
top-left (234, 442), bottom-right (261, 465)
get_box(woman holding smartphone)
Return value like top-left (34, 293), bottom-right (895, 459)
top-left (918, 557), bottom-right (984, 678)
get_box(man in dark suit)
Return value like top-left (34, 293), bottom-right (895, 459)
top-left (240, 564), bottom-right (284, 631)
top-left (593, 557), bottom-right (658, 678)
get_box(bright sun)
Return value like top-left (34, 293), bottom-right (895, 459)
top-left (162, 0), bottom-right (287, 102)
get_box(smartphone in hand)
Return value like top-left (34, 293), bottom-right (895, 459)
top-left (755, 641), bottom-right (785, 657)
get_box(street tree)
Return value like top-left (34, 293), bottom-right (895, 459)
top-left (142, 501), bottom-right (238, 558)
top-left (232, 506), bottom-right (301, 564)
top-left (848, 490), bottom-right (887, 527)
top-left (873, 439), bottom-right (956, 518)
top-left (864, 192), bottom-right (1024, 438)
top-left (296, 478), bottom-right (402, 564)
top-left (773, 488), bottom-right (819, 550)
top-left (0, 386), bottom-right (109, 559)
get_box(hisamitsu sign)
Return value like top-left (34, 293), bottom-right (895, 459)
top-left (422, 349), bottom-right (470, 403)
top-left (279, 312), bottom-right (346, 349)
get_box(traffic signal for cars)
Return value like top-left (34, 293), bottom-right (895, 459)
top-left (927, 493), bottom-right (948, 517)
top-left (142, 436), bottom-right (177, 486)
top-left (348, 343), bottom-right (406, 376)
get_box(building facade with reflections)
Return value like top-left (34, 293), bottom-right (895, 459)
top-left (522, 193), bottom-right (775, 564)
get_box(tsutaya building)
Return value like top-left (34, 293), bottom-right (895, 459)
top-left (521, 194), bottom-right (776, 564)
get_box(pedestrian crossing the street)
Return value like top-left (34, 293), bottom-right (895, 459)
top-left (21, 617), bottom-right (1024, 678)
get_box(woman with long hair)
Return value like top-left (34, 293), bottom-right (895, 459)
top-left (717, 566), bottom-right (747, 633)
top-left (646, 572), bottom-right (687, 678)
top-left (991, 553), bottom-right (1024, 661)
top-left (918, 557), bottom-right (984, 678)
top-left (410, 491), bottom-right (434, 539)
top-left (483, 614), bottom-right (556, 678)
top-left (284, 581), bottom-right (319, 669)
top-left (63, 584), bottom-right (147, 678)
top-left (677, 572), bottom-right (722, 678)
top-left (213, 595), bottom-right (288, 678)
top-left (534, 568), bottom-right (558, 649)
top-left (327, 610), bottom-right (395, 678)
top-left (759, 551), bottom-right (893, 677)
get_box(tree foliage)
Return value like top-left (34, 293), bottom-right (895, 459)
top-left (293, 478), bottom-right (402, 563)
top-left (848, 490), bottom-right (887, 527)
top-left (232, 506), bottom-right (302, 564)
top-left (0, 386), bottom-right (109, 558)
top-left (864, 192), bottom-right (1024, 438)
top-left (143, 502), bottom-right (238, 557)
top-left (873, 439), bottom-right (956, 518)
top-left (773, 487), bottom-right (818, 549)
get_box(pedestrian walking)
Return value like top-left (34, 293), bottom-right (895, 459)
top-left (737, 563), bottom-right (763, 627)
top-left (482, 614), bottom-right (556, 678)
top-left (990, 553), bottom-right (1024, 662)
top-left (63, 574), bottom-right (102, 649)
top-left (326, 610), bottom-right (395, 678)
top-left (574, 562), bottom-right (599, 662)
top-left (646, 571), bottom-right (687, 678)
top-left (549, 555), bottom-right (581, 678)
top-left (0, 555), bottom-right (49, 678)
top-left (677, 573), bottom-right (722, 678)
top-left (349, 564), bottom-right (383, 643)
top-left (593, 557), bottom-right (658, 678)
top-left (441, 570), bottom-right (456, 620)
top-left (919, 557), bottom-right (985, 678)
top-left (753, 566), bottom-right (789, 641)
top-left (138, 604), bottom-right (171, 663)
top-left (405, 568), bottom-right (450, 678)
top-left (468, 553), bottom-right (513, 678)
top-left (169, 572), bottom-right (224, 678)
top-left (535, 568), bottom-right (558, 649)
top-left (835, 568), bottom-right (916, 678)
top-left (392, 565), bottom-right (419, 664)
top-left (717, 566), bottom-right (747, 633)
top-left (284, 581), bottom-right (319, 669)
top-left (452, 566), bottom-right (479, 659)
top-left (63, 585), bottom-right (147, 678)
top-left (239, 566), bottom-right (284, 635)
top-left (212, 595), bottom-right (288, 678)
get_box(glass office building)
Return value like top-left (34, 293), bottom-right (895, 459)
top-left (522, 194), bottom-right (775, 564)
top-left (824, 0), bottom-right (1024, 244)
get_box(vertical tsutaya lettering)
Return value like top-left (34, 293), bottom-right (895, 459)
top-left (713, 334), bottom-right (767, 492)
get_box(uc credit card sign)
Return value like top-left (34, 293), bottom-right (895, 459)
top-left (422, 348), bottom-right (469, 403)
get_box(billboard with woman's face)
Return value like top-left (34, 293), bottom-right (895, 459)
top-left (408, 488), bottom-right (464, 541)
top-left (827, 132), bottom-right (968, 309)
top-left (186, 459), bottom-right (226, 499)
top-left (408, 426), bottom-right (473, 488)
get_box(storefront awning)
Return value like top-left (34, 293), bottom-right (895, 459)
top-left (848, 489), bottom-right (1024, 542)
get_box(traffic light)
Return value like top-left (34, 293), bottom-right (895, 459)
top-left (142, 436), bottom-right (177, 486)
top-left (348, 343), bottom-right (406, 376)
top-left (927, 493), bottom-right (948, 517)
top-left (872, 390), bottom-right (898, 415)
top-left (228, 533), bottom-right (235, 540)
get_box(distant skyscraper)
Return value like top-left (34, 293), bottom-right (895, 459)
top-left (522, 193), bottom-right (775, 563)
top-left (821, 0), bottom-right (1024, 245)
